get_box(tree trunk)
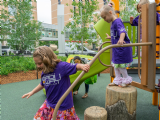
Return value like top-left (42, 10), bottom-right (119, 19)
top-left (84, 106), bottom-right (107, 120)
top-left (105, 85), bottom-right (137, 120)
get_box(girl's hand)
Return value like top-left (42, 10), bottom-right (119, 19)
top-left (130, 16), bottom-right (134, 24)
top-left (22, 91), bottom-right (34, 99)
top-left (106, 33), bottom-right (111, 39)
top-left (81, 64), bottom-right (90, 73)
top-left (117, 39), bottom-right (125, 45)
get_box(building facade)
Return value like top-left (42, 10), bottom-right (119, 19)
top-left (51, 0), bottom-right (107, 25)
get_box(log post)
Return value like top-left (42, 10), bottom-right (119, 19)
top-left (84, 106), bottom-right (107, 120)
top-left (105, 85), bottom-right (137, 120)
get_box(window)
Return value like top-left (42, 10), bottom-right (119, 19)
top-left (73, 0), bottom-right (76, 16)
top-left (58, 0), bottom-right (61, 4)
top-left (103, 0), bottom-right (107, 5)
top-left (2, 46), bottom-right (9, 49)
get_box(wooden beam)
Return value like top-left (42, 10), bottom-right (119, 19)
top-left (141, 4), bottom-right (149, 85)
top-left (148, 3), bottom-right (157, 90)
top-left (131, 81), bottom-right (155, 92)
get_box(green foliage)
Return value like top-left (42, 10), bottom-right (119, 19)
top-left (62, 0), bottom-right (101, 52)
top-left (1, 55), bottom-right (67, 76)
top-left (57, 56), bottom-right (67, 62)
top-left (119, 0), bottom-right (139, 44)
top-left (119, 0), bottom-right (139, 21)
top-left (54, 51), bottom-right (59, 54)
top-left (39, 41), bottom-right (58, 47)
top-left (1, 0), bottom-right (43, 55)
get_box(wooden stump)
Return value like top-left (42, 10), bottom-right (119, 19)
top-left (84, 106), bottom-right (107, 120)
top-left (105, 85), bottom-right (137, 120)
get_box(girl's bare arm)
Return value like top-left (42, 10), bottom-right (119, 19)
top-left (117, 33), bottom-right (126, 45)
top-left (31, 83), bottom-right (44, 94)
top-left (22, 83), bottom-right (44, 99)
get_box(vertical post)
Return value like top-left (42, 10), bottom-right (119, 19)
top-left (148, 3), bottom-right (156, 90)
top-left (57, 4), bottom-right (65, 56)
top-left (80, 1), bottom-right (83, 54)
top-left (147, 2), bottom-right (158, 106)
top-left (159, 93), bottom-right (160, 120)
top-left (110, 0), bottom-right (119, 81)
top-left (152, 90), bottom-right (158, 105)
top-left (111, 0), bottom-right (119, 17)
top-left (141, 4), bottom-right (149, 85)
top-left (155, 0), bottom-right (160, 59)
top-left (0, 41), bottom-right (2, 56)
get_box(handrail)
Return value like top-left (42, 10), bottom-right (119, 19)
top-left (52, 42), bottom-right (152, 120)
top-left (98, 41), bottom-right (112, 67)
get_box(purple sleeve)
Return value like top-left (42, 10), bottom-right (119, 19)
top-left (40, 72), bottom-right (44, 86)
top-left (131, 15), bottom-right (139, 26)
top-left (117, 19), bottom-right (128, 35)
top-left (65, 62), bottom-right (77, 75)
top-left (156, 12), bottom-right (160, 25)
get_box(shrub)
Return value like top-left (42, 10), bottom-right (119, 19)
top-left (1, 55), bottom-right (67, 76)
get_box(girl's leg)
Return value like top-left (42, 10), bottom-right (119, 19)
top-left (85, 83), bottom-right (89, 93)
top-left (109, 67), bottom-right (122, 85)
top-left (74, 87), bottom-right (79, 95)
top-left (82, 83), bottom-right (89, 98)
top-left (118, 68), bottom-right (132, 85)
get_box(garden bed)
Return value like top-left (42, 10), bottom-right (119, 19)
top-left (1, 70), bottom-right (42, 85)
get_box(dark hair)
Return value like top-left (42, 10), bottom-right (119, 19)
top-left (73, 56), bottom-right (81, 61)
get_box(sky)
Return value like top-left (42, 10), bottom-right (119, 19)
top-left (37, 0), bottom-right (52, 24)
top-left (37, 0), bottom-right (156, 24)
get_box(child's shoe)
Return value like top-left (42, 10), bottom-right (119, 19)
top-left (82, 93), bottom-right (88, 99)
top-left (74, 91), bottom-right (78, 95)
top-left (118, 83), bottom-right (131, 88)
top-left (109, 82), bottom-right (118, 86)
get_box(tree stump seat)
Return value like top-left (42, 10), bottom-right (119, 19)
top-left (105, 85), bottom-right (137, 120)
top-left (84, 106), bottom-right (107, 120)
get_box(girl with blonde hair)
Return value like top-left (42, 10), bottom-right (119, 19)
top-left (100, 4), bottom-right (133, 87)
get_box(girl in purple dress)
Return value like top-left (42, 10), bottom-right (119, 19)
top-left (22, 46), bottom-right (90, 120)
top-left (130, 0), bottom-right (160, 56)
top-left (100, 4), bottom-right (133, 87)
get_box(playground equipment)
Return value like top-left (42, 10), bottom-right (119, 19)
top-left (51, 1), bottom-right (159, 120)
top-left (52, 42), bottom-right (153, 119)
top-left (43, 54), bottom-right (97, 95)
top-left (84, 106), bottom-right (107, 119)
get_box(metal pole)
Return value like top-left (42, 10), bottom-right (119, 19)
top-left (0, 41), bottom-right (2, 56)
top-left (80, 0), bottom-right (83, 54)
